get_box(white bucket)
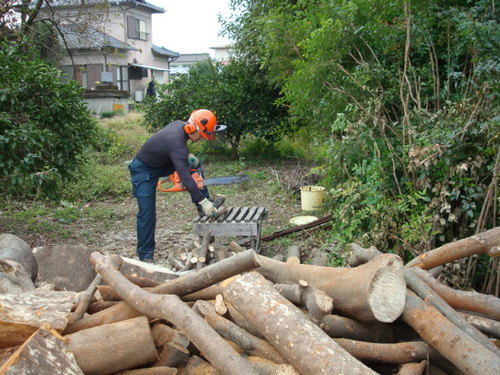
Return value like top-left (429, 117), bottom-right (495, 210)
top-left (300, 185), bottom-right (325, 211)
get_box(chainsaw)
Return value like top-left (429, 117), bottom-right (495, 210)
top-left (157, 169), bottom-right (249, 192)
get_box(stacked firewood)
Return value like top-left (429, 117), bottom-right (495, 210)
top-left (1, 228), bottom-right (500, 375)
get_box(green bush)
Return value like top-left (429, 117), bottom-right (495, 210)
top-left (0, 41), bottom-right (97, 200)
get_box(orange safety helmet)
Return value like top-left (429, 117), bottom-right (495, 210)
top-left (185, 109), bottom-right (226, 140)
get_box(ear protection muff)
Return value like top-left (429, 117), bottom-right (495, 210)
top-left (184, 121), bottom-right (199, 134)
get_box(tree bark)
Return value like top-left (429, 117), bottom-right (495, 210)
top-left (65, 250), bottom-right (259, 333)
top-left (286, 246), bottom-right (300, 264)
top-left (90, 252), bottom-right (258, 375)
top-left (320, 314), bottom-right (393, 342)
top-left (274, 282), bottom-right (333, 323)
top-left (154, 342), bottom-right (189, 368)
top-left (402, 293), bottom-right (500, 375)
top-left (348, 243), bottom-right (382, 266)
top-left (411, 267), bottom-right (500, 320)
top-left (0, 259), bottom-right (35, 293)
top-left (193, 300), bottom-right (285, 364)
top-left (396, 360), bottom-right (427, 375)
top-left (404, 268), bottom-right (500, 356)
top-left (196, 232), bottom-right (210, 270)
top-left (115, 368), bottom-right (178, 375)
top-left (67, 274), bottom-right (102, 324)
top-left (458, 311), bottom-right (500, 338)
top-left (151, 323), bottom-right (190, 349)
top-left (332, 339), bottom-right (436, 364)
top-left (246, 356), bottom-right (299, 375)
top-left (87, 300), bottom-right (119, 314)
top-left (256, 253), bottom-right (406, 323)
top-left (177, 355), bottom-right (218, 375)
top-left (0, 323), bottom-right (84, 375)
top-left (223, 271), bottom-right (379, 375)
top-left (66, 316), bottom-right (157, 375)
top-left (0, 290), bottom-right (76, 348)
top-left (406, 226), bottom-right (500, 269)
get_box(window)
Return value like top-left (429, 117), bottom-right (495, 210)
top-left (129, 66), bottom-right (148, 80)
top-left (127, 16), bottom-right (147, 40)
top-left (116, 66), bottom-right (129, 92)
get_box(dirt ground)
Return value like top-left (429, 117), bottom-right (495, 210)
top-left (6, 162), bottom-right (331, 266)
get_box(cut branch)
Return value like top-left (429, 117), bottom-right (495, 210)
top-left (406, 226), bottom-right (500, 269)
top-left (90, 252), bottom-right (258, 375)
top-left (257, 253), bottom-right (406, 323)
top-left (223, 271), bottom-right (379, 375)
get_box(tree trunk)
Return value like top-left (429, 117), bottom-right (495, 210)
top-left (404, 268), bottom-right (500, 356)
top-left (151, 323), bottom-right (190, 349)
top-left (193, 300), bottom-right (285, 364)
top-left (115, 368), bottom-right (178, 375)
top-left (0, 323), bottom-right (84, 375)
top-left (177, 355), bottom-right (218, 375)
top-left (87, 300), bottom-right (119, 314)
top-left (64, 298), bottom-right (142, 334)
top-left (286, 246), bottom-right (300, 264)
top-left (411, 267), bottom-right (500, 320)
top-left (406, 226), bottom-right (500, 269)
top-left (223, 271), bottom-right (379, 375)
top-left (246, 356), bottom-right (299, 375)
top-left (402, 293), bottom-right (500, 375)
top-left (0, 259), bottom-right (35, 293)
top-left (154, 342), bottom-right (189, 368)
top-left (320, 314), bottom-right (393, 342)
top-left (66, 250), bottom-right (259, 333)
top-left (333, 339), bottom-right (435, 364)
top-left (256, 253), bottom-right (406, 323)
top-left (348, 243), bottom-right (382, 266)
top-left (396, 360), bottom-right (427, 375)
top-left (274, 282), bottom-right (333, 323)
top-left (90, 252), bottom-right (258, 375)
top-left (66, 316), bottom-right (157, 375)
top-left (0, 290), bottom-right (76, 348)
top-left (458, 311), bottom-right (500, 338)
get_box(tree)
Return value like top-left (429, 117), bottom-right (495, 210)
top-left (142, 59), bottom-right (287, 159)
top-left (224, 0), bottom-right (499, 292)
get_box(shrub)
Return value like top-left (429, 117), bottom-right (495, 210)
top-left (0, 41), bottom-right (97, 200)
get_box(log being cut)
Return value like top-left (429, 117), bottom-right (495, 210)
top-left (223, 271), bottom-right (379, 375)
top-left (256, 253), bottom-right (406, 323)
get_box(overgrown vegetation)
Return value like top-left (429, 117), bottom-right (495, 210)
top-left (0, 40), bottom-right (98, 200)
top-left (222, 0), bottom-right (499, 291)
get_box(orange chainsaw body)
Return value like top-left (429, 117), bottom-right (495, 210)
top-left (157, 170), bottom-right (204, 192)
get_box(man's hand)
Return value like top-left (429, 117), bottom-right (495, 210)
top-left (199, 198), bottom-right (218, 218)
top-left (188, 153), bottom-right (200, 169)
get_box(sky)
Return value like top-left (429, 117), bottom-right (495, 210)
top-left (148, 0), bottom-right (235, 56)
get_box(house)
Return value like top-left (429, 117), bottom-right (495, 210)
top-left (210, 44), bottom-right (233, 65)
top-left (169, 53), bottom-right (211, 78)
top-left (50, 0), bottom-right (179, 113)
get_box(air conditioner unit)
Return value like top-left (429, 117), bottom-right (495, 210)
top-left (101, 72), bottom-right (113, 83)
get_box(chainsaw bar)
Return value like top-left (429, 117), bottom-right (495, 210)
top-left (203, 175), bottom-right (249, 186)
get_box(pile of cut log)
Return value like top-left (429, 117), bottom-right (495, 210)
top-left (0, 227), bottom-right (499, 375)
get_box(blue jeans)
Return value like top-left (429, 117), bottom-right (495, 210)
top-left (128, 157), bottom-right (209, 261)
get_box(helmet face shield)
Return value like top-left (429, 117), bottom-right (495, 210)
top-left (203, 124), bottom-right (227, 140)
